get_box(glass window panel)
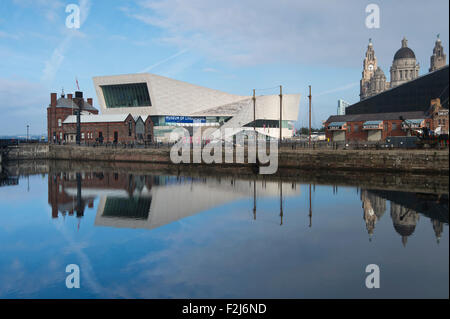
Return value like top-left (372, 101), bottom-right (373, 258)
top-left (101, 83), bottom-right (151, 108)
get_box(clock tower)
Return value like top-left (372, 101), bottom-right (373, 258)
top-left (360, 39), bottom-right (378, 100)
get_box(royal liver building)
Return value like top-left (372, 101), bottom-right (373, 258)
top-left (359, 36), bottom-right (447, 100)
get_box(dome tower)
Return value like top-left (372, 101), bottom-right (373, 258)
top-left (390, 37), bottom-right (420, 88)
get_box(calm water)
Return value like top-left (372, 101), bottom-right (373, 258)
top-left (0, 166), bottom-right (448, 298)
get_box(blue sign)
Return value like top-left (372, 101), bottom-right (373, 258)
top-left (165, 116), bottom-right (206, 124)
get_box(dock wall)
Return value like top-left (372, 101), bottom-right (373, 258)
top-left (5, 144), bottom-right (449, 174)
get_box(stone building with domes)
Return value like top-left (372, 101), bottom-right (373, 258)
top-left (389, 37), bottom-right (420, 88)
top-left (360, 37), bottom-right (424, 100)
top-left (430, 35), bottom-right (447, 72)
top-left (390, 202), bottom-right (420, 247)
top-left (325, 35), bottom-right (448, 143)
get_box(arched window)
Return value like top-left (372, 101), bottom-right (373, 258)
top-left (58, 118), bottom-right (62, 127)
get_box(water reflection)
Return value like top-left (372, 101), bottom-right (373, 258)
top-left (361, 189), bottom-right (448, 245)
top-left (47, 172), bottom-right (300, 230)
top-left (41, 170), bottom-right (449, 245)
top-left (0, 165), bottom-right (448, 298)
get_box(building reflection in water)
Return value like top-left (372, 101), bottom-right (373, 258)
top-left (361, 189), bottom-right (386, 241)
top-left (46, 171), bottom-right (448, 244)
top-left (361, 188), bottom-right (448, 246)
top-left (48, 172), bottom-right (301, 230)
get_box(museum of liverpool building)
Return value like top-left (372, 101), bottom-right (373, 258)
top-left (47, 73), bottom-right (300, 144)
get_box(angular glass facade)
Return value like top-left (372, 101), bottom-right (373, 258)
top-left (101, 83), bottom-right (151, 108)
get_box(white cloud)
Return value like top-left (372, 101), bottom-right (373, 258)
top-left (0, 30), bottom-right (20, 40)
top-left (12, 0), bottom-right (65, 22)
top-left (0, 77), bottom-right (48, 134)
top-left (139, 48), bottom-right (189, 73)
top-left (315, 82), bottom-right (359, 97)
top-left (0, 77), bottom-right (46, 114)
top-left (41, 0), bottom-right (91, 83)
top-left (124, 0), bottom-right (449, 69)
top-left (202, 67), bottom-right (219, 73)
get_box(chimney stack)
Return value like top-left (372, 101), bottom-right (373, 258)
top-left (50, 93), bottom-right (57, 107)
top-left (87, 98), bottom-right (93, 106)
top-left (68, 94), bottom-right (73, 100)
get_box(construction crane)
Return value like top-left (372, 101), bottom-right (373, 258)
top-left (399, 116), bottom-right (439, 148)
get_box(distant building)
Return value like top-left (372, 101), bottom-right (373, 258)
top-left (430, 35), bottom-right (447, 72)
top-left (337, 99), bottom-right (349, 115)
top-left (325, 35), bottom-right (448, 143)
top-left (360, 36), bottom-right (446, 101)
top-left (325, 66), bottom-right (449, 142)
top-left (389, 37), bottom-right (420, 89)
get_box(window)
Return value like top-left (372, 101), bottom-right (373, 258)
top-left (354, 124), bottom-right (359, 132)
top-left (384, 123), bottom-right (388, 131)
top-left (58, 119), bottom-right (62, 127)
top-left (392, 123), bottom-right (397, 130)
top-left (101, 83), bottom-right (151, 108)
top-left (59, 132), bottom-right (62, 140)
top-left (81, 133), bottom-right (85, 139)
top-left (128, 121), bottom-right (133, 136)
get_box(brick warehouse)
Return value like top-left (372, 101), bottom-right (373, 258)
top-left (325, 66), bottom-right (449, 142)
top-left (325, 99), bottom-right (447, 142)
top-left (47, 91), bottom-right (154, 144)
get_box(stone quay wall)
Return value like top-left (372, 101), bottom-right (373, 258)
top-left (5, 143), bottom-right (449, 174)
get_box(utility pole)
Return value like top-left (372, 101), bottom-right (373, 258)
top-left (308, 85), bottom-right (312, 146)
top-left (309, 183), bottom-right (312, 227)
top-left (253, 178), bottom-right (256, 220)
top-left (279, 85), bottom-right (283, 142)
top-left (253, 89), bottom-right (256, 132)
top-left (26, 125), bottom-right (29, 142)
top-left (74, 91), bottom-right (83, 145)
top-left (279, 180), bottom-right (283, 226)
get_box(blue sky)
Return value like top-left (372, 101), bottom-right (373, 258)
top-left (0, 0), bottom-right (448, 136)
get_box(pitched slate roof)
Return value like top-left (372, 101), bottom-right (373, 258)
top-left (54, 97), bottom-right (98, 112)
top-left (63, 114), bottom-right (131, 124)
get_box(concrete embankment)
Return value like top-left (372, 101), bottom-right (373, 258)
top-left (5, 143), bottom-right (449, 174)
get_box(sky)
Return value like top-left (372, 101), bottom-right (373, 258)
top-left (0, 0), bottom-right (449, 136)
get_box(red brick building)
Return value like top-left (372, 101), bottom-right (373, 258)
top-left (47, 91), bottom-right (98, 143)
top-left (63, 113), bottom-right (137, 144)
top-left (47, 91), bottom-right (154, 144)
top-left (325, 99), bottom-right (447, 142)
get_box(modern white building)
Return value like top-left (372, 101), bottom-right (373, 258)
top-left (92, 73), bottom-right (300, 142)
